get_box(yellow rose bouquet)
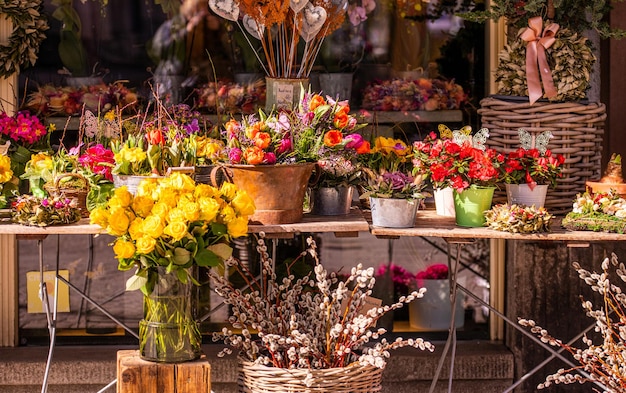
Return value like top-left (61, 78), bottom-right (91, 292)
top-left (90, 172), bottom-right (256, 295)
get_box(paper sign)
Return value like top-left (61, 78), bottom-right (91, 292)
top-left (275, 83), bottom-right (295, 106)
top-left (26, 270), bottom-right (70, 313)
top-left (340, 295), bottom-right (383, 319)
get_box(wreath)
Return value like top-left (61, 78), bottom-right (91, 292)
top-left (0, 0), bottom-right (49, 78)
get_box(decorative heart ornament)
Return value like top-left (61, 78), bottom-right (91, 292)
top-left (300, 3), bottom-right (327, 37)
top-left (209, 0), bottom-right (239, 22)
top-left (243, 14), bottom-right (264, 40)
top-left (290, 0), bottom-right (309, 13)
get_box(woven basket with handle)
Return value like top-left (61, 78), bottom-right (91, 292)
top-left (238, 359), bottom-right (383, 393)
top-left (44, 173), bottom-right (90, 218)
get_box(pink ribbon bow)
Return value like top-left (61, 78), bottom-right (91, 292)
top-left (520, 17), bottom-right (560, 105)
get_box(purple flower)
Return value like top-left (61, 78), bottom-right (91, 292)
top-left (275, 138), bottom-right (292, 154)
top-left (184, 118), bottom-right (200, 135)
top-left (382, 171), bottom-right (413, 190)
top-left (344, 133), bottom-right (364, 150)
top-left (263, 152), bottom-right (277, 164)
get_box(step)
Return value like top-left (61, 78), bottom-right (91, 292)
top-left (0, 341), bottom-right (514, 393)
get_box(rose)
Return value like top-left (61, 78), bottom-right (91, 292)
top-left (143, 214), bottom-right (165, 239)
top-left (135, 236), bottom-right (157, 254)
top-left (108, 208), bottom-right (132, 236)
top-left (113, 239), bottom-right (136, 259)
top-left (164, 220), bottom-right (188, 241)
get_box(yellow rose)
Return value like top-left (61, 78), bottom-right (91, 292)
top-left (220, 182), bottom-right (238, 201)
top-left (136, 178), bottom-right (159, 197)
top-left (231, 191), bottom-right (256, 217)
top-left (167, 207), bottom-right (186, 225)
top-left (152, 202), bottom-right (170, 218)
top-left (128, 218), bottom-right (144, 240)
top-left (197, 197), bottom-right (219, 221)
top-left (194, 184), bottom-right (219, 199)
top-left (143, 214), bottom-right (164, 239)
top-left (220, 204), bottom-right (236, 223)
top-left (89, 207), bottom-right (109, 228)
top-left (159, 188), bottom-right (179, 208)
top-left (112, 187), bottom-right (133, 208)
top-left (108, 208), bottom-right (132, 236)
top-left (164, 220), bottom-right (189, 241)
top-left (135, 236), bottom-right (156, 254)
top-left (113, 238), bottom-right (135, 259)
top-left (227, 216), bottom-right (249, 238)
top-left (167, 172), bottom-right (196, 192)
top-left (132, 195), bottom-right (154, 218)
top-left (0, 155), bottom-right (13, 183)
top-left (181, 201), bottom-right (200, 222)
top-left (123, 147), bottom-right (147, 163)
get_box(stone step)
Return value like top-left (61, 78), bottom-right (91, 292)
top-left (0, 341), bottom-right (514, 393)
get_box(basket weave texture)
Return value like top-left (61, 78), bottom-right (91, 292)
top-left (479, 97), bottom-right (606, 214)
top-left (237, 359), bottom-right (383, 393)
top-left (44, 173), bottom-right (90, 218)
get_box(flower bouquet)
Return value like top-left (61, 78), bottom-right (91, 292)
top-left (11, 194), bottom-right (81, 226)
top-left (90, 172), bottom-right (255, 362)
top-left (210, 234), bottom-right (433, 391)
top-left (484, 204), bottom-right (553, 234)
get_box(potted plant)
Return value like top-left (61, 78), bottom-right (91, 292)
top-left (90, 172), bottom-right (255, 362)
top-left (499, 137), bottom-right (565, 208)
top-left (409, 263), bottom-right (465, 331)
top-left (359, 136), bottom-right (429, 228)
top-left (220, 93), bottom-right (366, 224)
top-left (210, 234), bottom-right (434, 391)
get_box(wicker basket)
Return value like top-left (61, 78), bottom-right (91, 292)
top-left (44, 173), bottom-right (90, 218)
top-left (238, 359), bottom-right (383, 393)
top-left (479, 96), bottom-right (606, 214)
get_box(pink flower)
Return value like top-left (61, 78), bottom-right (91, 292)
top-left (229, 148), bottom-right (243, 164)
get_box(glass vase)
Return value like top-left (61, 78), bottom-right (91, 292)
top-left (139, 268), bottom-right (201, 363)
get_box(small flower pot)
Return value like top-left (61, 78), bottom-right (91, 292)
top-left (453, 186), bottom-right (495, 227)
top-left (370, 197), bottom-right (418, 228)
top-left (409, 279), bottom-right (465, 331)
top-left (434, 187), bottom-right (455, 217)
top-left (505, 183), bottom-right (548, 208)
top-left (311, 186), bottom-right (354, 216)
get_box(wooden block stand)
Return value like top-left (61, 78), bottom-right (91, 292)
top-left (117, 350), bottom-right (211, 393)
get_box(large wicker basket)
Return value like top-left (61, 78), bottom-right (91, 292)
top-left (44, 173), bottom-right (90, 218)
top-left (479, 96), bottom-right (606, 214)
top-left (238, 359), bottom-right (383, 393)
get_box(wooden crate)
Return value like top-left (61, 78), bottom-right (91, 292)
top-left (479, 96), bottom-right (606, 214)
top-left (117, 350), bottom-right (211, 393)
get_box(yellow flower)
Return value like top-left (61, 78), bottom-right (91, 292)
top-left (108, 187), bottom-right (133, 209)
top-left (135, 236), bottom-right (157, 254)
top-left (30, 152), bottom-right (54, 170)
top-left (220, 182), bottom-right (238, 201)
top-left (113, 238), bottom-right (135, 259)
top-left (136, 178), bottom-right (159, 197)
top-left (128, 217), bottom-right (144, 240)
top-left (89, 207), bottom-right (110, 228)
top-left (374, 136), bottom-right (409, 156)
top-left (227, 216), bottom-right (249, 238)
top-left (143, 214), bottom-right (164, 239)
top-left (220, 204), bottom-right (236, 223)
top-left (152, 202), bottom-right (170, 218)
top-left (195, 184), bottom-right (219, 198)
top-left (159, 188), bottom-right (179, 208)
top-left (197, 196), bottom-right (220, 221)
top-left (181, 200), bottom-right (200, 222)
top-left (167, 173), bottom-right (196, 192)
top-left (108, 207), bottom-right (132, 236)
top-left (122, 146), bottom-right (147, 163)
top-left (0, 155), bottom-right (13, 183)
top-left (132, 195), bottom-right (154, 218)
top-left (167, 207), bottom-right (187, 225)
top-left (164, 220), bottom-right (188, 241)
top-left (230, 191), bottom-right (256, 217)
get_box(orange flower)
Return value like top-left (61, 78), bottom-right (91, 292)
top-left (356, 140), bottom-right (371, 154)
top-left (323, 130), bottom-right (343, 147)
top-left (225, 119), bottom-right (240, 139)
top-left (309, 94), bottom-right (326, 111)
top-left (146, 128), bottom-right (165, 145)
top-left (245, 122), bottom-right (264, 140)
top-left (254, 132), bottom-right (271, 149)
top-left (243, 146), bottom-right (265, 165)
top-left (333, 112), bottom-right (349, 129)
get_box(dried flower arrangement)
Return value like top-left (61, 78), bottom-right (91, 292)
top-left (519, 253), bottom-right (626, 391)
top-left (561, 190), bottom-right (626, 234)
top-left (484, 204), bottom-right (553, 234)
top-left (11, 194), bottom-right (81, 226)
top-left (210, 234), bottom-right (434, 371)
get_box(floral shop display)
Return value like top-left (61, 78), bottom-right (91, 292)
top-left (519, 253), bottom-right (626, 391)
top-left (210, 234), bottom-right (434, 392)
top-left (498, 129), bottom-right (565, 208)
top-left (221, 93), bottom-right (367, 224)
top-left (360, 78), bottom-right (467, 112)
top-left (484, 204), bottom-right (554, 234)
top-left (360, 136), bottom-right (428, 228)
top-left (412, 126), bottom-right (503, 227)
top-left (209, 0), bottom-right (371, 109)
top-left (24, 81), bottom-right (138, 117)
top-left (194, 79), bottom-right (265, 114)
top-left (561, 190), bottom-right (626, 234)
top-left (90, 172), bottom-right (255, 362)
top-left (11, 193), bottom-right (82, 226)
top-left (409, 263), bottom-right (464, 332)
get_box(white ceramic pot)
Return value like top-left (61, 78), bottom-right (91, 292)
top-left (505, 183), bottom-right (549, 208)
top-left (409, 279), bottom-right (465, 331)
top-left (434, 187), bottom-right (455, 217)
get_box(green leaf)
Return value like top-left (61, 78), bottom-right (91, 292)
top-left (194, 248), bottom-right (221, 267)
top-left (210, 222), bottom-right (228, 236)
top-left (126, 271), bottom-right (148, 292)
top-left (207, 243), bottom-right (233, 260)
top-left (176, 268), bottom-right (188, 284)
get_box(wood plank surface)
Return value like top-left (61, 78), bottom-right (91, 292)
top-left (117, 349), bottom-right (211, 393)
